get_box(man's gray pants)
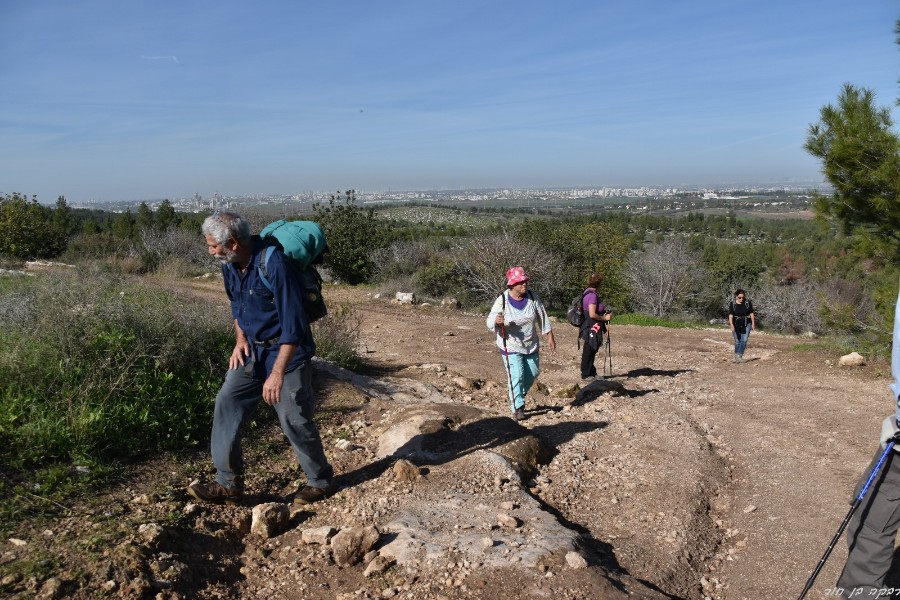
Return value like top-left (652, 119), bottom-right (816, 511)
top-left (211, 364), bottom-right (333, 490)
top-left (837, 448), bottom-right (900, 597)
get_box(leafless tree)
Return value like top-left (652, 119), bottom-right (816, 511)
top-left (140, 227), bottom-right (212, 269)
top-left (453, 229), bottom-right (566, 304)
top-left (817, 277), bottom-right (886, 336)
top-left (626, 237), bottom-right (703, 317)
top-left (753, 278), bottom-right (822, 334)
top-left (370, 239), bottom-right (433, 279)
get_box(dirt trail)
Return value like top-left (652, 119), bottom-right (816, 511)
top-left (343, 290), bottom-right (892, 599)
top-left (2, 280), bottom-right (893, 600)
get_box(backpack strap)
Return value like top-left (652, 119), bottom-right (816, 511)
top-left (257, 246), bottom-right (277, 294)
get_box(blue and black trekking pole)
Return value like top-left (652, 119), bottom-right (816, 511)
top-left (797, 435), bottom-right (899, 599)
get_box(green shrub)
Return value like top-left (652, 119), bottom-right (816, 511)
top-left (0, 193), bottom-right (67, 259)
top-left (415, 259), bottom-right (464, 299)
top-left (314, 191), bottom-right (390, 284)
top-left (0, 271), bottom-right (232, 473)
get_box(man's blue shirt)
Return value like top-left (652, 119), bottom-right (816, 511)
top-left (221, 237), bottom-right (314, 377)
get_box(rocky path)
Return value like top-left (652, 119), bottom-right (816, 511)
top-left (2, 282), bottom-right (892, 600)
top-left (344, 294), bottom-right (892, 599)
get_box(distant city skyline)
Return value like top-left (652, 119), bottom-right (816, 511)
top-left (1, 1), bottom-right (896, 204)
top-left (66, 182), bottom-right (826, 213)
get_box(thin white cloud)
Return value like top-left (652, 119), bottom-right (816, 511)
top-left (140, 55), bottom-right (179, 64)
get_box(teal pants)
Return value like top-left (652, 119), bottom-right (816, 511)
top-left (500, 351), bottom-right (540, 412)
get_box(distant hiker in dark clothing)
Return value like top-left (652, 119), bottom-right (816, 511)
top-left (579, 272), bottom-right (613, 380)
top-left (486, 266), bottom-right (556, 422)
top-left (188, 210), bottom-right (334, 506)
top-left (728, 289), bottom-right (755, 363)
top-left (836, 283), bottom-right (900, 597)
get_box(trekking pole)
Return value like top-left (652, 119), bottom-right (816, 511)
top-left (603, 322), bottom-right (612, 377)
top-left (498, 320), bottom-right (516, 415)
top-left (797, 437), bottom-right (898, 600)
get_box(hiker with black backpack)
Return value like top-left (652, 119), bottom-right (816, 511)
top-left (188, 210), bottom-right (335, 506)
top-left (728, 289), bottom-right (756, 363)
top-left (578, 272), bottom-right (613, 381)
top-left (486, 266), bottom-right (556, 422)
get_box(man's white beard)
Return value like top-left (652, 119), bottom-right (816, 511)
top-left (217, 248), bottom-right (238, 264)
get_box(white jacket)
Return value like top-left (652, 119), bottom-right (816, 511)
top-left (486, 291), bottom-right (552, 355)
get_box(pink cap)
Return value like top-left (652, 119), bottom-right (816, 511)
top-left (505, 266), bottom-right (529, 287)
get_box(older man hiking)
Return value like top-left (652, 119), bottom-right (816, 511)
top-left (188, 210), bottom-right (334, 505)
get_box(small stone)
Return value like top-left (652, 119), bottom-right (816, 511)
top-left (565, 552), bottom-right (588, 569)
top-left (393, 459), bottom-right (421, 483)
top-left (138, 523), bottom-right (166, 546)
top-left (394, 292), bottom-right (416, 305)
top-left (250, 503), bottom-right (290, 538)
top-left (839, 352), bottom-right (866, 367)
top-left (497, 514), bottom-right (522, 528)
top-left (301, 526), bottom-right (336, 545)
top-left (743, 505), bottom-right (757, 514)
top-left (363, 555), bottom-right (395, 577)
top-left (37, 577), bottom-right (64, 599)
top-left (336, 439), bottom-right (356, 451)
top-left (331, 526), bottom-right (380, 566)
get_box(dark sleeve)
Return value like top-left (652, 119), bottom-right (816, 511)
top-left (223, 264), bottom-right (239, 321)
top-left (728, 302), bottom-right (734, 316)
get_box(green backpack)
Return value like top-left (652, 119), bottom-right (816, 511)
top-left (257, 220), bottom-right (329, 323)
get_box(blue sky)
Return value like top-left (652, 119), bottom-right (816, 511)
top-left (1, 1), bottom-right (897, 203)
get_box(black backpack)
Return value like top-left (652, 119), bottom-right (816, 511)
top-left (566, 290), bottom-right (587, 327)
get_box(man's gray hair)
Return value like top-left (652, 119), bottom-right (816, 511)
top-left (202, 211), bottom-right (252, 245)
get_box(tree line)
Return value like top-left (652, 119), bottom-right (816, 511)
top-left (3, 28), bottom-right (899, 351)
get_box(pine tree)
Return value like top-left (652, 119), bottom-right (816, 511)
top-left (805, 84), bottom-right (900, 260)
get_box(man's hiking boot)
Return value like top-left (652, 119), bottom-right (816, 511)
top-left (514, 408), bottom-right (527, 422)
top-left (293, 483), bottom-right (336, 505)
top-left (187, 478), bottom-right (243, 505)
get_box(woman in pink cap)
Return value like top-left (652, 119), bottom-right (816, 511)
top-left (486, 266), bottom-right (556, 422)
